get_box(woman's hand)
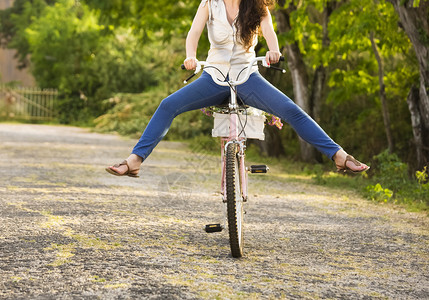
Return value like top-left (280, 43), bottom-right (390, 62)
top-left (184, 57), bottom-right (198, 70)
top-left (265, 51), bottom-right (282, 65)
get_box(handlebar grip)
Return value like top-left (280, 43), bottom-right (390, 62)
top-left (271, 56), bottom-right (286, 73)
top-left (181, 64), bottom-right (186, 70)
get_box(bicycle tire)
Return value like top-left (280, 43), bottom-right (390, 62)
top-left (225, 143), bottom-right (244, 258)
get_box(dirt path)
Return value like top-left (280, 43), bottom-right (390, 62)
top-left (0, 123), bottom-right (428, 299)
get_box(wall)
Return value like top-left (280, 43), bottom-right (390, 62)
top-left (0, 0), bottom-right (35, 86)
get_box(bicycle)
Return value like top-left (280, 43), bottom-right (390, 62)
top-left (182, 56), bottom-right (285, 258)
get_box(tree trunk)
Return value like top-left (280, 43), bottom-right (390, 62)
top-left (310, 1), bottom-right (337, 124)
top-left (407, 85), bottom-right (427, 168)
top-left (274, 3), bottom-right (317, 162)
top-left (369, 31), bottom-right (394, 153)
top-left (310, 65), bottom-right (325, 163)
top-left (311, 65), bottom-right (325, 125)
top-left (386, 0), bottom-right (429, 168)
top-left (309, 1), bottom-right (339, 163)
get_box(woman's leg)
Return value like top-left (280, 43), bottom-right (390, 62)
top-left (108, 72), bottom-right (229, 174)
top-left (238, 72), bottom-right (341, 159)
top-left (238, 72), bottom-right (368, 171)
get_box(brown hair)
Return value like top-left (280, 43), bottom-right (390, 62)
top-left (236, 0), bottom-right (274, 50)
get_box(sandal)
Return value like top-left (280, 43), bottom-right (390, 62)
top-left (105, 160), bottom-right (140, 178)
top-left (336, 155), bottom-right (369, 174)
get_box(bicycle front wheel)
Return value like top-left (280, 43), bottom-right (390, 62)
top-left (225, 143), bottom-right (244, 258)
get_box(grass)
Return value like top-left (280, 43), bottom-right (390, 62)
top-left (182, 138), bottom-right (428, 215)
top-left (44, 243), bottom-right (76, 267)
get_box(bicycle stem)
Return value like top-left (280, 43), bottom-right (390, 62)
top-left (229, 86), bottom-right (238, 111)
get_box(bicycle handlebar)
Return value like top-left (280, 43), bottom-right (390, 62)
top-left (181, 56), bottom-right (285, 85)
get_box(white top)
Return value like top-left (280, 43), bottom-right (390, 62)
top-left (201, 0), bottom-right (258, 82)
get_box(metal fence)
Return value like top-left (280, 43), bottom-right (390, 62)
top-left (0, 85), bottom-right (58, 120)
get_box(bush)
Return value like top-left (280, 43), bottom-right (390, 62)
top-left (366, 150), bottom-right (428, 211)
top-left (364, 183), bottom-right (393, 202)
top-left (24, 0), bottom-right (159, 123)
top-left (370, 149), bottom-right (409, 192)
top-left (94, 87), bottom-right (214, 141)
top-left (94, 91), bottom-right (164, 138)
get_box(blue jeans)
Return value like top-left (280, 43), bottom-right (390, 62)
top-left (132, 71), bottom-right (340, 160)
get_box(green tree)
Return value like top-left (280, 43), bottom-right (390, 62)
top-left (385, 0), bottom-right (429, 169)
top-left (273, 0), bottom-right (417, 164)
top-left (0, 0), bottom-right (56, 68)
top-left (326, 0), bottom-right (417, 158)
top-left (84, 0), bottom-right (199, 40)
top-left (3, 0), bottom-right (158, 122)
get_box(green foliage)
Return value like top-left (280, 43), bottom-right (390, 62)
top-left (414, 167), bottom-right (429, 203)
top-left (0, 0), bottom-right (56, 67)
top-left (308, 164), bottom-right (326, 185)
top-left (26, 1), bottom-right (102, 90)
top-left (322, 0), bottom-right (417, 162)
top-left (269, 0), bottom-right (418, 167)
top-left (93, 88), bottom-right (213, 141)
top-left (365, 183), bottom-right (394, 202)
top-left (3, 0), bottom-right (198, 123)
top-left (14, 0), bottom-right (160, 123)
top-left (301, 148), bottom-right (427, 212)
top-left (416, 166), bottom-right (428, 185)
top-left (94, 91), bottom-right (163, 137)
top-left (364, 150), bottom-right (428, 211)
top-left (84, 0), bottom-right (199, 42)
top-left (371, 150), bottom-right (409, 191)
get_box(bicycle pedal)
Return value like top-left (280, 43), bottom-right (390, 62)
top-left (250, 165), bottom-right (269, 173)
top-left (205, 224), bottom-right (223, 233)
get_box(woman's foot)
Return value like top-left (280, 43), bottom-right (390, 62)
top-left (333, 149), bottom-right (369, 173)
top-left (106, 154), bottom-right (143, 177)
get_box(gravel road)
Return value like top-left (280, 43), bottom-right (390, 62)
top-left (0, 123), bottom-right (428, 299)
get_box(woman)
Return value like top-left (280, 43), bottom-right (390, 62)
top-left (106, 0), bottom-right (369, 177)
